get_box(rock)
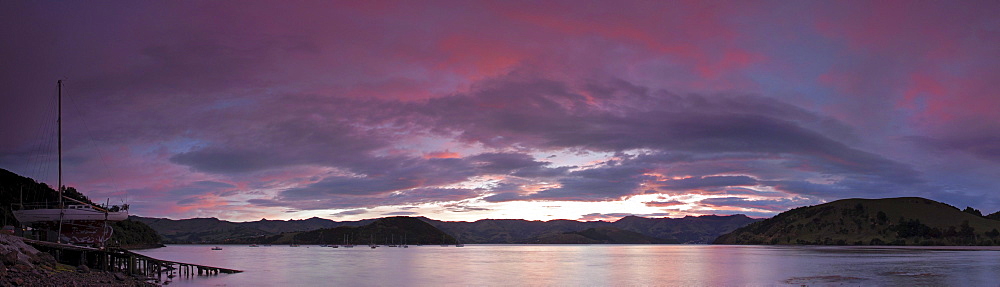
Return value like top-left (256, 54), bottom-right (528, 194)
top-left (1, 250), bottom-right (18, 265)
top-left (1, 250), bottom-right (33, 267)
top-left (113, 272), bottom-right (127, 281)
top-left (77, 264), bottom-right (90, 273)
top-left (33, 252), bottom-right (55, 267)
top-left (14, 264), bottom-right (32, 272)
top-left (12, 278), bottom-right (24, 286)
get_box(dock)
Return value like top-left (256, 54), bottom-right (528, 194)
top-left (23, 238), bottom-right (242, 281)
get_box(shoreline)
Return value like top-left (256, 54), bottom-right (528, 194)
top-left (1, 234), bottom-right (160, 286)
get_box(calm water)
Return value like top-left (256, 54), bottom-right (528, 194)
top-left (134, 244), bottom-right (1000, 286)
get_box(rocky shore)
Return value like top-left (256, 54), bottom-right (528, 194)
top-left (0, 234), bottom-right (158, 287)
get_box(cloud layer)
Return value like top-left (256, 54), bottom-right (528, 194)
top-left (3, 1), bottom-right (999, 221)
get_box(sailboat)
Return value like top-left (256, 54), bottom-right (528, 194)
top-left (342, 234), bottom-right (354, 248)
top-left (12, 81), bottom-right (128, 246)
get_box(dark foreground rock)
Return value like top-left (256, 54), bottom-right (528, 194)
top-left (0, 234), bottom-right (158, 287)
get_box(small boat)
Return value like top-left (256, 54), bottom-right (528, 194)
top-left (342, 234), bottom-right (355, 248)
top-left (211, 246), bottom-right (223, 250)
top-left (249, 244), bottom-right (259, 247)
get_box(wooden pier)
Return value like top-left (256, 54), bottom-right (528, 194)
top-left (23, 238), bottom-right (242, 281)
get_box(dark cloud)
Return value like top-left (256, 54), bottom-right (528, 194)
top-left (281, 176), bottom-right (421, 198)
top-left (167, 180), bottom-right (237, 197)
top-left (644, 201), bottom-right (686, 207)
top-left (699, 197), bottom-right (820, 211)
top-left (253, 187), bottom-right (481, 211)
top-left (513, 163), bottom-right (655, 201)
top-left (467, 152), bottom-right (571, 177)
top-left (382, 211), bottom-right (418, 216)
top-left (444, 204), bottom-right (493, 213)
top-left (907, 135), bottom-right (1000, 163)
top-left (331, 209), bottom-right (368, 217)
top-left (659, 175), bottom-right (758, 191)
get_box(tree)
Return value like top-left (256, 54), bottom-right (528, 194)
top-left (986, 228), bottom-right (1000, 238)
top-left (964, 207), bottom-right (984, 217)
top-left (876, 211), bottom-right (888, 225)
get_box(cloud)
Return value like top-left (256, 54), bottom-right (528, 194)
top-left (166, 180), bottom-right (237, 197)
top-left (332, 209), bottom-right (368, 217)
top-left (5, 1), bottom-right (1000, 221)
top-left (644, 201), bottom-right (686, 207)
top-left (907, 135), bottom-right (1000, 164)
top-left (382, 211), bottom-right (418, 216)
top-left (699, 197), bottom-right (820, 212)
top-left (659, 175), bottom-right (759, 191)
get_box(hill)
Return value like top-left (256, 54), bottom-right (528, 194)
top-left (133, 214), bottom-right (758, 244)
top-left (270, 216), bottom-right (454, 245)
top-left (132, 216), bottom-right (371, 243)
top-left (713, 197), bottom-right (1000, 246)
top-left (425, 214), bottom-right (760, 244)
top-left (524, 227), bottom-right (677, 244)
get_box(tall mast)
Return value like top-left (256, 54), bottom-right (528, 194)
top-left (57, 80), bottom-right (64, 243)
top-left (57, 80), bottom-right (62, 205)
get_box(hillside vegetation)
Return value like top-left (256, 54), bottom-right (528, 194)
top-left (133, 216), bottom-right (371, 243)
top-left (427, 214), bottom-right (759, 244)
top-left (525, 227), bottom-right (677, 244)
top-left (714, 197), bottom-right (1000, 246)
top-left (246, 216), bottom-right (454, 245)
top-left (134, 213), bottom-right (758, 244)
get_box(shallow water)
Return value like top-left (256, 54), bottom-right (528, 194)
top-left (134, 244), bottom-right (1000, 286)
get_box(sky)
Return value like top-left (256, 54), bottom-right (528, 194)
top-left (2, 1), bottom-right (1000, 222)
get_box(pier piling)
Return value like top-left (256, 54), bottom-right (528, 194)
top-left (21, 238), bottom-right (242, 279)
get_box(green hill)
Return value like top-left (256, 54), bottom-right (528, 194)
top-left (424, 214), bottom-right (760, 244)
top-left (264, 216), bottom-right (454, 245)
top-left (714, 197), bottom-right (1000, 246)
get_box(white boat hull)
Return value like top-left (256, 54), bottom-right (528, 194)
top-left (13, 208), bottom-right (128, 223)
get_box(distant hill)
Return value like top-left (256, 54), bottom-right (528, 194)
top-left (132, 214), bottom-right (759, 244)
top-left (714, 197), bottom-right (1000, 246)
top-left (131, 216), bottom-right (371, 243)
top-left (272, 216), bottom-right (454, 245)
top-left (613, 215), bottom-right (760, 243)
top-left (424, 214), bottom-right (760, 244)
top-left (525, 227), bottom-right (677, 244)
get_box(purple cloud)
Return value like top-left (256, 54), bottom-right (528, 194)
top-left (4, 1), bottom-right (1000, 221)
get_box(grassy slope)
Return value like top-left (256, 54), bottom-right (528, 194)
top-left (714, 197), bottom-right (1000, 245)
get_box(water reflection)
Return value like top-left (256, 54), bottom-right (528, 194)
top-left (134, 245), bottom-right (1000, 286)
